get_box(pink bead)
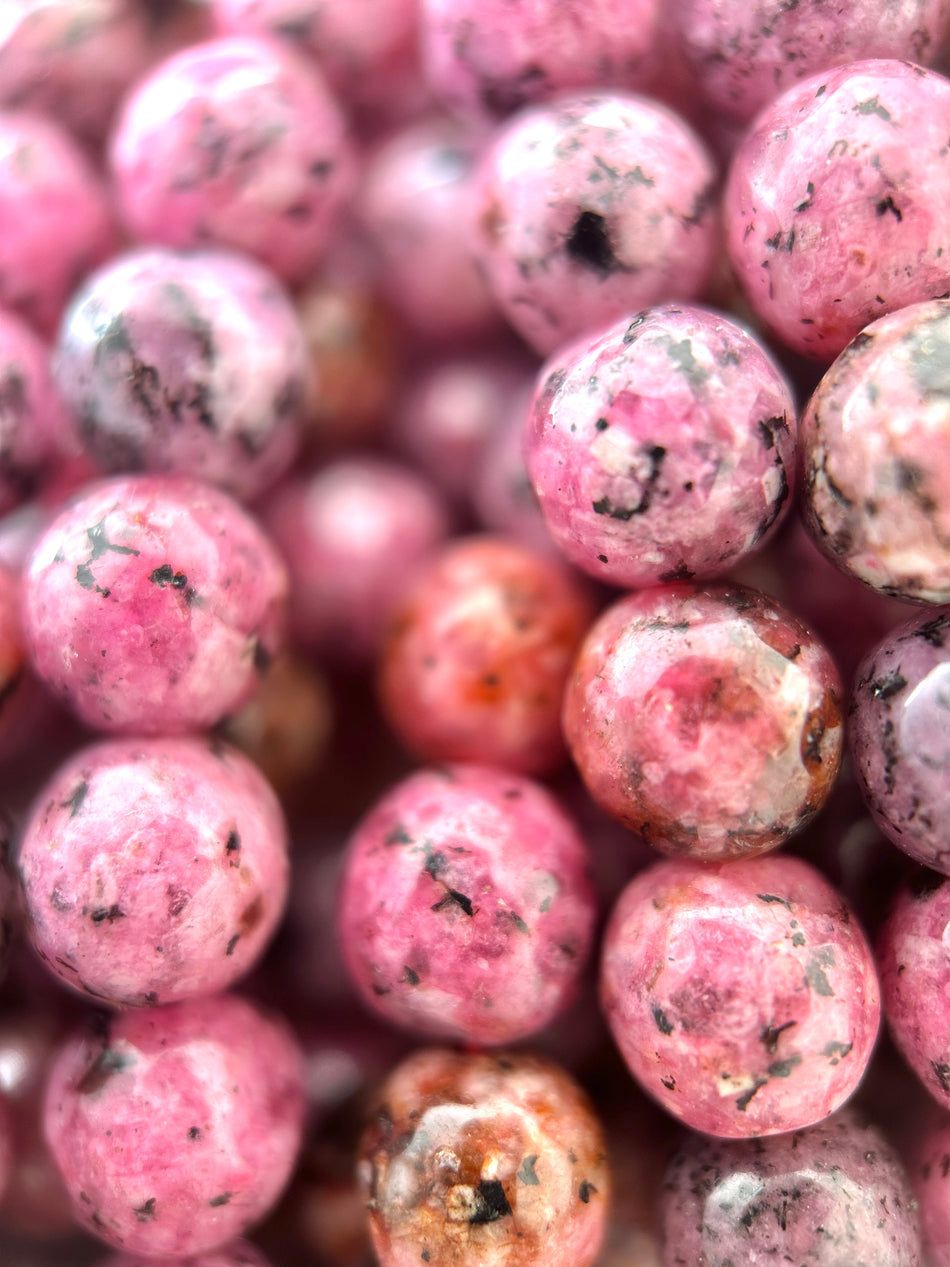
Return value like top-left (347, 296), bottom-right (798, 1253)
top-left (44, 995), bottom-right (305, 1256)
top-left (421, 0), bottom-right (661, 120)
top-left (263, 456), bottom-right (450, 663)
top-left (22, 475), bottom-right (288, 735)
top-left (380, 536), bottom-right (593, 774)
top-left (18, 737), bottom-right (288, 1007)
top-left (0, 111), bottom-right (115, 338)
top-left (915, 1115), bottom-right (950, 1266)
top-left (676, 0), bottom-right (950, 125)
top-left (103, 1243), bottom-right (273, 1267)
top-left (563, 583), bottom-right (843, 860)
top-left (54, 247), bottom-right (307, 501)
top-left (525, 305), bottom-right (797, 587)
top-left (473, 93), bottom-right (718, 355)
top-left (110, 37), bottom-right (354, 285)
top-left (358, 1047), bottom-right (609, 1267)
top-left (338, 764), bottom-right (597, 1044)
top-left (601, 855), bottom-right (881, 1138)
top-left (725, 60), bottom-right (950, 361)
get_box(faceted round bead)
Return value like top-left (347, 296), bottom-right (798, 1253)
top-left (0, 110), bottom-right (116, 337)
top-left (472, 92), bottom-right (718, 355)
top-left (660, 1110), bottom-right (922, 1264)
top-left (338, 764), bottom-right (596, 1045)
top-left (380, 536), bottom-right (593, 775)
top-left (802, 299), bottom-right (950, 602)
top-left (44, 995), bottom-right (305, 1257)
top-left (878, 870), bottom-right (950, 1109)
top-left (358, 1047), bottom-right (609, 1267)
top-left (850, 607), bottom-right (950, 869)
top-left (55, 248), bottom-right (307, 501)
top-left (103, 1243), bottom-right (273, 1267)
top-left (18, 737), bottom-right (288, 1007)
top-left (563, 583), bottom-right (843, 859)
top-left (110, 37), bottom-right (353, 285)
top-left (22, 475), bottom-right (288, 735)
top-left (525, 305), bottom-right (797, 587)
top-left (725, 60), bottom-right (950, 361)
top-left (421, 0), bottom-right (661, 120)
top-left (677, 0), bottom-right (950, 126)
top-left (600, 854), bottom-right (881, 1138)
top-left (0, 0), bottom-right (151, 144)
top-left (264, 457), bottom-right (450, 664)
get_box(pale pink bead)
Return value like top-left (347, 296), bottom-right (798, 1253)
top-left (103, 1242), bottom-right (273, 1267)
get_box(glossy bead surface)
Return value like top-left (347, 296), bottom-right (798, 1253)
top-left (22, 475), bottom-right (288, 734)
top-left (525, 305), bottom-right (796, 587)
top-left (726, 60), bottom-right (950, 360)
top-left (563, 583), bottom-right (843, 859)
top-left (915, 1115), bottom-right (950, 1266)
top-left (601, 855), bottom-right (881, 1137)
top-left (338, 764), bottom-right (596, 1045)
top-left (802, 299), bottom-right (950, 602)
top-left (55, 248), bottom-right (306, 501)
top-left (474, 93), bottom-right (718, 355)
top-left (0, 307), bottom-right (70, 516)
top-left (358, 1047), bottom-right (609, 1267)
top-left (661, 1110), bottom-right (922, 1264)
top-left (110, 37), bottom-right (353, 285)
top-left (18, 737), bottom-right (288, 1007)
top-left (44, 995), bottom-right (305, 1257)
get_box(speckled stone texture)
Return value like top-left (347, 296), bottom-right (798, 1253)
top-left (379, 536), bottom-right (593, 775)
top-left (878, 870), bottom-right (950, 1109)
top-left (563, 583), bottom-right (843, 859)
top-left (0, 110), bottom-right (116, 337)
top-left (660, 1110), bottom-right (922, 1265)
top-left (55, 247), bottom-right (307, 501)
top-left (473, 93), bottom-right (718, 355)
top-left (22, 475), bottom-right (288, 734)
top-left (109, 37), bottom-right (353, 285)
top-left (0, 306), bottom-right (70, 516)
top-left (338, 764), bottom-right (596, 1045)
top-left (601, 855), bottom-right (880, 1138)
top-left (850, 607), bottom-right (950, 869)
top-left (725, 60), bottom-right (950, 361)
top-left (103, 1243), bottom-right (273, 1267)
top-left (802, 299), bottom-right (950, 602)
top-left (44, 995), bottom-right (305, 1257)
top-left (18, 737), bottom-right (288, 1007)
top-left (358, 1047), bottom-right (609, 1267)
top-left (0, 0), bottom-right (151, 143)
top-left (421, 0), bottom-right (660, 119)
top-left (915, 1115), bottom-right (950, 1265)
top-left (525, 305), bottom-right (796, 587)
top-left (677, 0), bottom-right (950, 125)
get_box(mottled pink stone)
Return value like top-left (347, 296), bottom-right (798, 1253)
top-left (359, 118), bottom-right (503, 343)
top-left (18, 737), bottom-right (288, 1007)
top-left (472, 93), bottom-right (718, 355)
top-left (338, 764), bottom-right (597, 1045)
top-left (0, 0), bottom-right (151, 144)
top-left (379, 536), bottom-right (593, 775)
top-left (54, 248), bottom-right (307, 501)
top-left (725, 60), bottom-right (950, 361)
top-left (802, 299), bottom-right (950, 602)
top-left (109, 37), bottom-right (354, 285)
top-left (563, 583), bottom-right (843, 859)
top-left (660, 1109), bottom-right (922, 1264)
top-left (263, 457), bottom-right (450, 664)
top-left (525, 305), bottom-right (796, 587)
top-left (358, 1047), bottom-right (609, 1267)
top-left (0, 306), bottom-right (70, 517)
top-left (878, 871), bottom-right (950, 1109)
top-left (43, 995), bottom-right (305, 1257)
top-left (850, 607), bottom-right (950, 870)
top-left (677, 0), bottom-right (950, 125)
top-left (22, 475), bottom-right (288, 735)
top-left (601, 855), bottom-right (881, 1138)
top-left (421, 0), bottom-right (661, 120)
top-left (917, 1114), bottom-right (950, 1267)
top-left (103, 1243), bottom-right (273, 1267)
top-left (0, 110), bottom-right (116, 338)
